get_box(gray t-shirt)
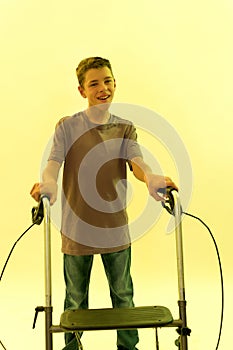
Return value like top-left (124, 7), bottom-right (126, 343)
top-left (48, 111), bottom-right (143, 255)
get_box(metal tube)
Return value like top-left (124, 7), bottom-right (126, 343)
top-left (155, 328), bottom-right (159, 350)
top-left (42, 196), bottom-right (53, 350)
top-left (173, 191), bottom-right (186, 302)
top-left (43, 196), bottom-right (52, 307)
top-left (172, 191), bottom-right (188, 350)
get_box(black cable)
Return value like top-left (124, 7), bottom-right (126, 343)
top-left (0, 208), bottom-right (43, 350)
top-left (0, 340), bottom-right (7, 350)
top-left (0, 221), bottom-right (38, 282)
top-left (183, 212), bottom-right (224, 350)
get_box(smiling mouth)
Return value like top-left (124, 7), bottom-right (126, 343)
top-left (97, 95), bottom-right (110, 101)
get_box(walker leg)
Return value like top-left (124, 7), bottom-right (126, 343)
top-left (155, 328), bottom-right (159, 350)
top-left (32, 305), bottom-right (53, 350)
top-left (163, 189), bottom-right (191, 350)
top-left (45, 306), bottom-right (53, 350)
top-left (43, 196), bottom-right (53, 350)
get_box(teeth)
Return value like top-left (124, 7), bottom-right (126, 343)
top-left (99, 96), bottom-right (109, 100)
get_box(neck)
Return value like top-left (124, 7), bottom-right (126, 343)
top-left (86, 105), bottom-right (110, 124)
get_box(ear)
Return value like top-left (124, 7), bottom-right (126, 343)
top-left (114, 79), bottom-right (116, 89)
top-left (78, 85), bottom-right (87, 98)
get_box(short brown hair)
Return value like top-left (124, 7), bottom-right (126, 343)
top-left (76, 57), bottom-right (114, 87)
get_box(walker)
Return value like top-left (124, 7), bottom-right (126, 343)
top-left (32, 187), bottom-right (191, 349)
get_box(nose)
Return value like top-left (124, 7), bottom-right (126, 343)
top-left (99, 81), bottom-right (108, 92)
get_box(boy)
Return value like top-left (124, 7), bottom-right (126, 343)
top-left (30, 57), bottom-right (177, 350)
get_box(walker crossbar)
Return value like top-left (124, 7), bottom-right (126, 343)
top-left (34, 189), bottom-right (190, 350)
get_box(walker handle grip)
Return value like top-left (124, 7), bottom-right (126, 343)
top-left (158, 186), bottom-right (178, 215)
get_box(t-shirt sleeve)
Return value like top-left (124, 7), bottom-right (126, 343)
top-left (124, 123), bottom-right (143, 170)
top-left (48, 118), bottom-right (67, 164)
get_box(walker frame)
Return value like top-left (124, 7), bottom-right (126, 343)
top-left (32, 188), bottom-right (191, 349)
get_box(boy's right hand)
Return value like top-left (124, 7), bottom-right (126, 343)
top-left (30, 181), bottom-right (58, 205)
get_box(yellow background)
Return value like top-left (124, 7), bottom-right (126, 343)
top-left (0, 0), bottom-right (232, 349)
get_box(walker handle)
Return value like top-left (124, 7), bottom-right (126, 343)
top-left (157, 186), bottom-right (178, 215)
top-left (31, 195), bottom-right (50, 225)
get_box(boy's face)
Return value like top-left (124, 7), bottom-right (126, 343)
top-left (78, 66), bottom-right (116, 108)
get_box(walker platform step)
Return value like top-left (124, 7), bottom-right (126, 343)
top-left (59, 306), bottom-right (173, 331)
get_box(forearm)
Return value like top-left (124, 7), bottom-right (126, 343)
top-left (42, 160), bottom-right (61, 183)
top-left (30, 160), bottom-right (61, 204)
top-left (131, 156), bottom-right (152, 183)
top-left (131, 156), bottom-right (178, 201)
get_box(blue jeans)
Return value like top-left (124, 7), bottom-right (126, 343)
top-left (62, 247), bottom-right (139, 350)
